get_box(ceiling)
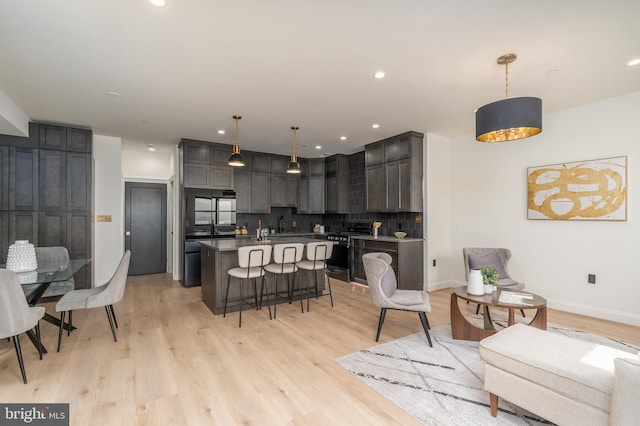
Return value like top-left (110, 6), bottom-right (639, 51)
top-left (1, 1), bottom-right (639, 157)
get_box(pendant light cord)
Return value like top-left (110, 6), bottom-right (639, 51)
top-left (505, 61), bottom-right (509, 99)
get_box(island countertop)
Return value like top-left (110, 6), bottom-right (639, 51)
top-left (199, 237), bottom-right (327, 252)
top-left (350, 235), bottom-right (423, 243)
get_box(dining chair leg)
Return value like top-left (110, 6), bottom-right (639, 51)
top-left (57, 311), bottom-right (66, 352)
top-left (223, 275), bottom-right (231, 317)
top-left (12, 335), bottom-right (28, 384)
top-left (35, 322), bottom-right (43, 360)
top-left (110, 305), bottom-right (118, 328)
top-left (67, 310), bottom-right (73, 336)
top-left (105, 306), bottom-right (117, 342)
top-left (375, 308), bottom-right (387, 342)
top-left (418, 312), bottom-right (433, 347)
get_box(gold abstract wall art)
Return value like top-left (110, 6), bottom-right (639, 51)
top-left (527, 156), bottom-right (627, 220)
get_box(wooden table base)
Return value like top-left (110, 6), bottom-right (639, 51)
top-left (450, 292), bottom-right (547, 341)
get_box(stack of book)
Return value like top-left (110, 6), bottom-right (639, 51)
top-left (498, 291), bottom-right (534, 306)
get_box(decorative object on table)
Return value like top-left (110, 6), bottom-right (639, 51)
top-left (372, 221), bottom-right (382, 238)
top-left (228, 114), bottom-right (245, 167)
top-left (480, 266), bottom-right (498, 294)
top-left (15, 270), bottom-right (38, 285)
top-left (475, 53), bottom-right (542, 143)
top-left (467, 269), bottom-right (484, 296)
top-left (527, 156), bottom-right (627, 221)
top-left (393, 231), bottom-right (407, 239)
top-left (6, 240), bottom-right (38, 272)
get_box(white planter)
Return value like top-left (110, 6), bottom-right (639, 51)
top-left (484, 284), bottom-right (494, 295)
top-left (467, 270), bottom-right (484, 295)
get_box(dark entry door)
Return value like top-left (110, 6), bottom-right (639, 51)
top-left (125, 182), bottom-right (167, 275)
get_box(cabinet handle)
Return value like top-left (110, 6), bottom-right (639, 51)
top-left (125, 231), bottom-right (131, 236)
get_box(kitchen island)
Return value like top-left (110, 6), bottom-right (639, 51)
top-left (199, 237), bottom-right (330, 315)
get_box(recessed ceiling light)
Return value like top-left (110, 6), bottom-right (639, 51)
top-left (340, 136), bottom-right (347, 140)
top-left (372, 124), bottom-right (380, 129)
top-left (147, 144), bottom-right (156, 151)
top-left (149, 0), bottom-right (166, 6)
top-left (315, 145), bottom-right (322, 150)
top-left (218, 130), bottom-right (225, 134)
top-left (627, 58), bottom-right (640, 67)
top-left (107, 91), bottom-right (121, 97)
top-left (373, 71), bottom-right (387, 79)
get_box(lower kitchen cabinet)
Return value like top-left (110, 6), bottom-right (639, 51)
top-left (350, 237), bottom-right (423, 290)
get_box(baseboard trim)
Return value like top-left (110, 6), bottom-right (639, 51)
top-left (547, 299), bottom-right (640, 327)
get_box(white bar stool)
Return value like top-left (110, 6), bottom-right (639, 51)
top-left (224, 245), bottom-right (272, 327)
top-left (297, 241), bottom-right (334, 312)
top-left (264, 243), bottom-right (304, 318)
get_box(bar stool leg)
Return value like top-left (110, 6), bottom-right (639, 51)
top-left (223, 275), bottom-right (231, 317)
top-left (238, 279), bottom-right (244, 327)
top-left (326, 270), bottom-right (334, 307)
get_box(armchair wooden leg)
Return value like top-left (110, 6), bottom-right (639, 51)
top-left (490, 393), bottom-right (499, 417)
top-left (375, 308), bottom-right (387, 342)
top-left (12, 335), bottom-right (27, 384)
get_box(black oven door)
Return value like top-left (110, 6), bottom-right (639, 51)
top-left (327, 244), bottom-right (349, 281)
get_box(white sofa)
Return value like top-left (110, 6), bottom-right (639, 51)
top-left (479, 323), bottom-right (640, 425)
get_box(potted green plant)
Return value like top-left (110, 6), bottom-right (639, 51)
top-left (480, 266), bottom-right (499, 294)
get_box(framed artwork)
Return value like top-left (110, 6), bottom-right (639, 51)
top-left (527, 156), bottom-right (627, 221)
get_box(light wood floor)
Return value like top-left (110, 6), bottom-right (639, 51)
top-left (1, 275), bottom-right (639, 425)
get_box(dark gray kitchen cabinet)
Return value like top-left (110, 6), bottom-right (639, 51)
top-left (66, 127), bottom-right (92, 153)
top-left (210, 166), bottom-right (234, 189)
top-left (270, 155), bottom-right (287, 174)
top-left (0, 146), bottom-right (9, 211)
top-left (365, 163), bottom-right (385, 212)
top-left (10, 211), bottom-right (38, 245)
top-left (251, 172), bottom-right (271, 213)
top-left (251, 154), bottom-right (271, 173)
top-left (365, 131), bottom-right (423, 212)
top-left (184, 163), bottom-right (209, 188)
top-left (183, 141), bottom-right (210, 164)
top-left (67, 211), bottom-right (92, 288)
top-left (39, 150), bottom-right (67, 211)
top-left (38, 123), bottom-right (66, 150)
top-left (211, 144), bottom-right (232, 165)
top-left (10, 147), bottom-right (38, 211)
top-left (325, 154), bottom-right (349, 214)
top-left (350, 238), bottom-right (423, 290)
top-left (67, 152), bottom-right (91, 211)
top-left (182, 140), bottom-right (235, 189)
top-left (297, 175), bottom-right (309, 213)
top-left (233, 170), bottom-right (251, 213)
top-left (271, 173), bottom-right (297, 208)
top-left (0, 212), bottom-right (8, 263)
top-left (39, 211), bottom-right (66, 247)
top-left (308, 175), bottom-right (324, 214)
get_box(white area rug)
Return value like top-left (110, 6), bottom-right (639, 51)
top-left (335, 324), bottom-right (639, 426)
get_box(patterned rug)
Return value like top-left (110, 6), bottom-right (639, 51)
top-left (335, 323), bottom-right (639, 426)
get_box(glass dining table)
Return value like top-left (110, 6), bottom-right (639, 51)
top-left (5, 258), bottom-right (92, 353)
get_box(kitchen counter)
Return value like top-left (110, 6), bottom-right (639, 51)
top-left (199, 237), bottom-right (333, 315)
top-left (350, 235), bottom-right (423, 243)
top-left (234, 232), bottom-right (317, 240)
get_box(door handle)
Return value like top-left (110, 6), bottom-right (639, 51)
top-left (125, 231), bottom-right (131, 236)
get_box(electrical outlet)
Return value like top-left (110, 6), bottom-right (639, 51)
top-left (588, 274), bottom-right (596, 284)
top-left (432, 259), bottom-right (436, 267)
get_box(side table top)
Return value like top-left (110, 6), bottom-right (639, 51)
top-left (453, 286), bottom-right (547, 309)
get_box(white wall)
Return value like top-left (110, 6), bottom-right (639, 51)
top-left (425, 132), bottom-right (452, 291)
top-left (122, 150), bottom-right (173, 180)
top-left (445, 90), bottom-right (640, 325)
top-left (93, 135), bottom-right (124, 285)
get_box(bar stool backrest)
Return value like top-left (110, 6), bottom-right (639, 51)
top-left (305, 242), bottom-right (333, 268)
top-left (238, 245), bottom-right (272, 268)
top-left (272, 243), bottom-right (304, 265)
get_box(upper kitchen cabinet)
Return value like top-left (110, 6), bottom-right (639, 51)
top-left (181, 139), bottom-right (234, 190)
top-left (365, 131), bottom-right (423, 212)
top-left (34, 123), bottom-right (91, 153)
top-left (325, 154), bottom-right (349, 214)
top-left (0, 146), bottom-right (9, 211)
top-left (295, 158), bottom-right (324, 214)
top-left (9, 147), bottom-right (38, 211)
top-left (271, 155), bottom-right (297, 208)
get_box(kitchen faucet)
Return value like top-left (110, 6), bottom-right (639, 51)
top-left (278, 216), bottom-right (285, 233)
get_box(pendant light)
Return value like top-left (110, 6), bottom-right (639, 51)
top-left (286, 125), bottom-right (301, 174)
top-left (475, 53), bottom-right (542, 142)
top-left (228, 114), bottom-right (245, 167)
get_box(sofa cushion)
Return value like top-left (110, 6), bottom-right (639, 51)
top-left (610, 356), bottom-right (640, 425)
top-left (479, 324), bottom-right (637, 413)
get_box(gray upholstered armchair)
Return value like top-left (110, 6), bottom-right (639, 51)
top-left (362, 252), bottom-right (432, 347)
top-left (55, 250), bottom-right (131, 352)
top-left (463, 247), bottom-right (523, 288)
top-left (0, 269), bottom-right (45, 383)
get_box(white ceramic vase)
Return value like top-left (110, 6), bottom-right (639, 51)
top-left (467, 269), bottom-right (484, 295)
top-left (6, 240), bottom-right (38, 272)
top-left (484, 284), bottom-right (494, 295)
